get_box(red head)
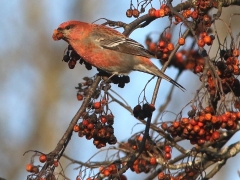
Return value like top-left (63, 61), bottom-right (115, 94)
top-left (52, 21), bottom-right (89, 42)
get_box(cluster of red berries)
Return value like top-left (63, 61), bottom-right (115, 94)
top-left (146, 3), bottom-right (213, 28)
top-left (197, 31), bottom-right (215, 47)
top-left (148, 5), bottom-right (170, 18)
top-left (174, 9), bottom-right (212, 27)
top-left (120, 135), bottom-right (154, 174)
top-left (133, 103), bottom-right (155, 119)
top-left (25, 155), bottom-right (58, 180)
top-left (163, 145), bottom-right (172, 160)
top-left (120, 135), bottom-right (173, 174)
top-left (98, 164), bottom-right (118, 177)
top-left (194, 48), bottom-right (240, 97)
top-left (145, 32), bottom-right (204, 72)
top-left (175, 50), bottom-right (204, 72)
top-left (73, 107), bottom-right (117, 148)
top-left (157, 166), bottom-right (198, 180)
top-left (194, 0), bottom-right (218, 12)
top-left (145, 33), bottom-right (174, 62)
top-left (26, 163), bottom-right (40, 175)
top-left (79, 169), bottom-right (127, 180)
top-left (162, 106), bottom-right (240, 146)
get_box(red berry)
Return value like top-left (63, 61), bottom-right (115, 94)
top-left (164, 153), bottom-right (171, 160)
top-left (164, 6), bottom-right (170, 15)
top-left (73, 124), bottom-right (80, 132)
top-left (197, 39), bottom-right (205, 47)
top-left (103, 169), bottom-right (110, 177)
top-left (159, 9), bottom-right (165, 17)
top-left (26, 164), bottom-right (33, 172)
top-left (149, 157), bottom-right (157, 165)
top-left (39, 154), bottom-right (47, 163)
top-left (212, 131), bottom-right (220, 140)
top-left (203, 35), bottom-right (211, 44)
top-left (191, 10), bottom-right (198, 19)
top-left (132, 9), bottom-right (140, 18)
top-left (158, 172), bottom-right (165, 180)
top-left (148, 8), bottom-right (156, 17)
top-left (173, 121), bottom-right (180, 128)
top-left (54, 161), bottom-right (58, 167)
top-left (159, 40), bottom-right (165, 48)
top-left (194, 65), bottom-right (203, 73)
top-left (77, 93), bottom-right (83, 101)
top-left (100, 116), bottom-right (107, 123)
top-left (93, 102), bottom-right (101, 109)
top-left (161, 122), bottom-right (168, 130)
top-left (164, 145), bottom-right (171, 153)
top-left (155, 10), bottom-right (160, 18)
top-left (126, 9), bottom-right (133, 17)
top-left (178, 37), bottom-right (185, 45)
top-left (167, 43), bottom-right (174, 51)
top-left (87, 123), bottom-right (94, 130)
top-left (82, 119), bottom-right (89, 126)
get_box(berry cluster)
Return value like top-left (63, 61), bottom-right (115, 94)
top-left (73, 109), bottom-right (117, 148)
top-left (120, 135), bottom-right (172, 174)
top-left (145, 33), bottom-right (174, 62)
top-left (194, 0), bottom-right (218, 13)
top-left (81, 174), bottom-right (127, 180)
top-left (162, 107), bottom-right (240, 146)
top-left (145, 32), bottom-right (205, 72)
top-left (197, 31), bottom-right (214, 47)
top-left (146, 3), bottom-right (213, 29)
top-left (157, 166), bottom-right (198, 180)
top-left (99, 164), bottom-right (118, 177)
top-left (25, 154), bottom-right (58, 180)
top-left (148, 5), bottom-right (170, 18)
top-left (133, 104), bottom-right (155, 119)
top-left (163, 145), bottom-right (172, 160)
top-left (194, 48), bottom-right (240, 97)
top-left (126, 8), bottom-right (141, 18)
top-left (120, 135), bottom-right (153, 174)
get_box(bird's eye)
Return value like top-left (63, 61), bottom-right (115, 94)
top-left (65, 25), bottom-right (71, 30)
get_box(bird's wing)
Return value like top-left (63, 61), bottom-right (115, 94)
top-left (91, 25), bottom-right (155, 58)
top-left (100, 37), bottom-right (155, 58)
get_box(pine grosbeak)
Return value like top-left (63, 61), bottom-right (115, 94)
top-left (52, 20), bottom-right (185, 91)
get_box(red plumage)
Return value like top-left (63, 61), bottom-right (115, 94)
top-left (53, 20), bottom-right (185, 91)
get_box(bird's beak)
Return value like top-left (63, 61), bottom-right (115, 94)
top-left (52, 29), bottom-right (64, 41)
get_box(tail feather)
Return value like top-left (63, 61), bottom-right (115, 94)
top-left (156, 69), bottom-right (186, 91)
top-left (134, 64), bottom-right (186, 91)
top-left (169, 79), bottom-right (186, 91)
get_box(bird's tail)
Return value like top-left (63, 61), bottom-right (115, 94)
top-left (134, 64), bottom-right (186, 91)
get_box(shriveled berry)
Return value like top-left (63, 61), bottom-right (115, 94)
top-left (132, 9), bottom-right (140, 18)
top-left (148, 8), bottom-right (156, 17)
top-left (126, 9), bottom-right (133, 17)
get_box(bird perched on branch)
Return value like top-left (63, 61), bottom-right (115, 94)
top-left (52, 20), bottom-right (185, 91)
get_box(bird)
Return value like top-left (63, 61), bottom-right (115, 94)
top-left (52, 20), bottom-right (185, 91)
